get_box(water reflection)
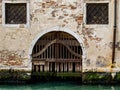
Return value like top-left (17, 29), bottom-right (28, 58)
top-left (0, 82), bottom-right (120, 90)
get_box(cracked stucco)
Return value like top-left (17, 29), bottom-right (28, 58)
top-left (0, 0), bottom-right (119, 72)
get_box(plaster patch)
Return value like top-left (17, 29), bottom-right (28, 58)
top-left (0, 50), bottom-right (27, 66)
top-left (96, 56), bottom-right (110, 67)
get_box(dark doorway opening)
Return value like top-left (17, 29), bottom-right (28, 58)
top-left (31, 31), bottom-right (83, 81)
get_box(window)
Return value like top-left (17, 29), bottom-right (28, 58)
top-left (5, 3), bottom-right (27, 24)
top-left (86, 3), bottom-right (108, 24)
top-left (2, 1), bottom-right (29, 27)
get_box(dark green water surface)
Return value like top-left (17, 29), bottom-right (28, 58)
top-left (0, 82), bottom-right (120, 90)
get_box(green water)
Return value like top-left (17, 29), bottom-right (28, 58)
top-left (0, 82), bottom-right (120, 90)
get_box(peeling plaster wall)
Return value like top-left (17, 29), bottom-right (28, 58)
top-left (115, 0), bottom-right (120, 70)
top-left (0, 0), bottom-right (119, 72)
top-left (83, 0), bottom-right (114, 72)
top-left (0, 0), bottom-right (1, 24)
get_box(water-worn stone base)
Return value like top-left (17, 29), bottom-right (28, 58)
top-left (31, 72), bottom-right (82, 83)
top-left (1, 70), bottom-right (120, 84)
top-left (0, 69), bottom-right (31, 84)
top-left (82, 72), bottom-right (120, 84)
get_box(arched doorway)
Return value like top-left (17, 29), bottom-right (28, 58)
top-left (32, 31), bottom-right (83, 73)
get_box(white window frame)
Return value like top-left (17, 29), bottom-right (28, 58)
top-left (2, 0), bottom-right (30, 28)
top-left (83, 0), bottom-right (111, 28)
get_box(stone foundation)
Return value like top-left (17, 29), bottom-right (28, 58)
top-left (0, 69), bottom-right (31, 84)
top-left (0, 69), bottom-right (120, 84)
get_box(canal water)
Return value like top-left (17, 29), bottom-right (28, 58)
top-left (0, 82), bottom-right (120, 90)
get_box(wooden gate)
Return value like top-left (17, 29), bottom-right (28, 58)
top-left (32, 31), bottom-right (82, 72)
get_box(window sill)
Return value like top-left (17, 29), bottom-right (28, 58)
top-left (84, 24), bottom-right (110, 28)
top-left (2, 24), bottom-right (29, 28)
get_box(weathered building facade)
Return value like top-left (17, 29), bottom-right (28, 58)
top-left (0, 0), bottom-right (120, 82)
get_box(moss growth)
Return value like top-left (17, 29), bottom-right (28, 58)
top-left (57, 72), bottom-right (81, 77)
top-left (3, 70), bottom-right (120, 84)
top-left (0, 69), bottom-right (31, 82)
top-left (32, 72), bottom-right (81, 77)
top-left (31, 72), bottom-right (82, 82)
top-left (82, 72), bottom-right (112, 84)
top-left (114, 72), bottom-right (120, 82)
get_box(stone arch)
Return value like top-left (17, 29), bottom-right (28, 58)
top-left (28, 26), bottom-right (87, 71)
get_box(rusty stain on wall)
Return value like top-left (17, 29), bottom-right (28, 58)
top-left (75, 15), bottom-right (83, 25)
top-left (42, 1), bottom-right (56, 8)
top-left (82, 28), bottom-right (102, 42)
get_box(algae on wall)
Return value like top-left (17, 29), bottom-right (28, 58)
top-left (0, 69), bottom-right (31, 83)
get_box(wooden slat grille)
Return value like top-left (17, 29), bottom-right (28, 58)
top-left (32, 31), bottom-right (82, 73)
top-left (86, 3), bottom-right (108, 24)
top-left (5, 3), bottom-right (27, 24)
top-left (32, 32), bottom-right (82, 60)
